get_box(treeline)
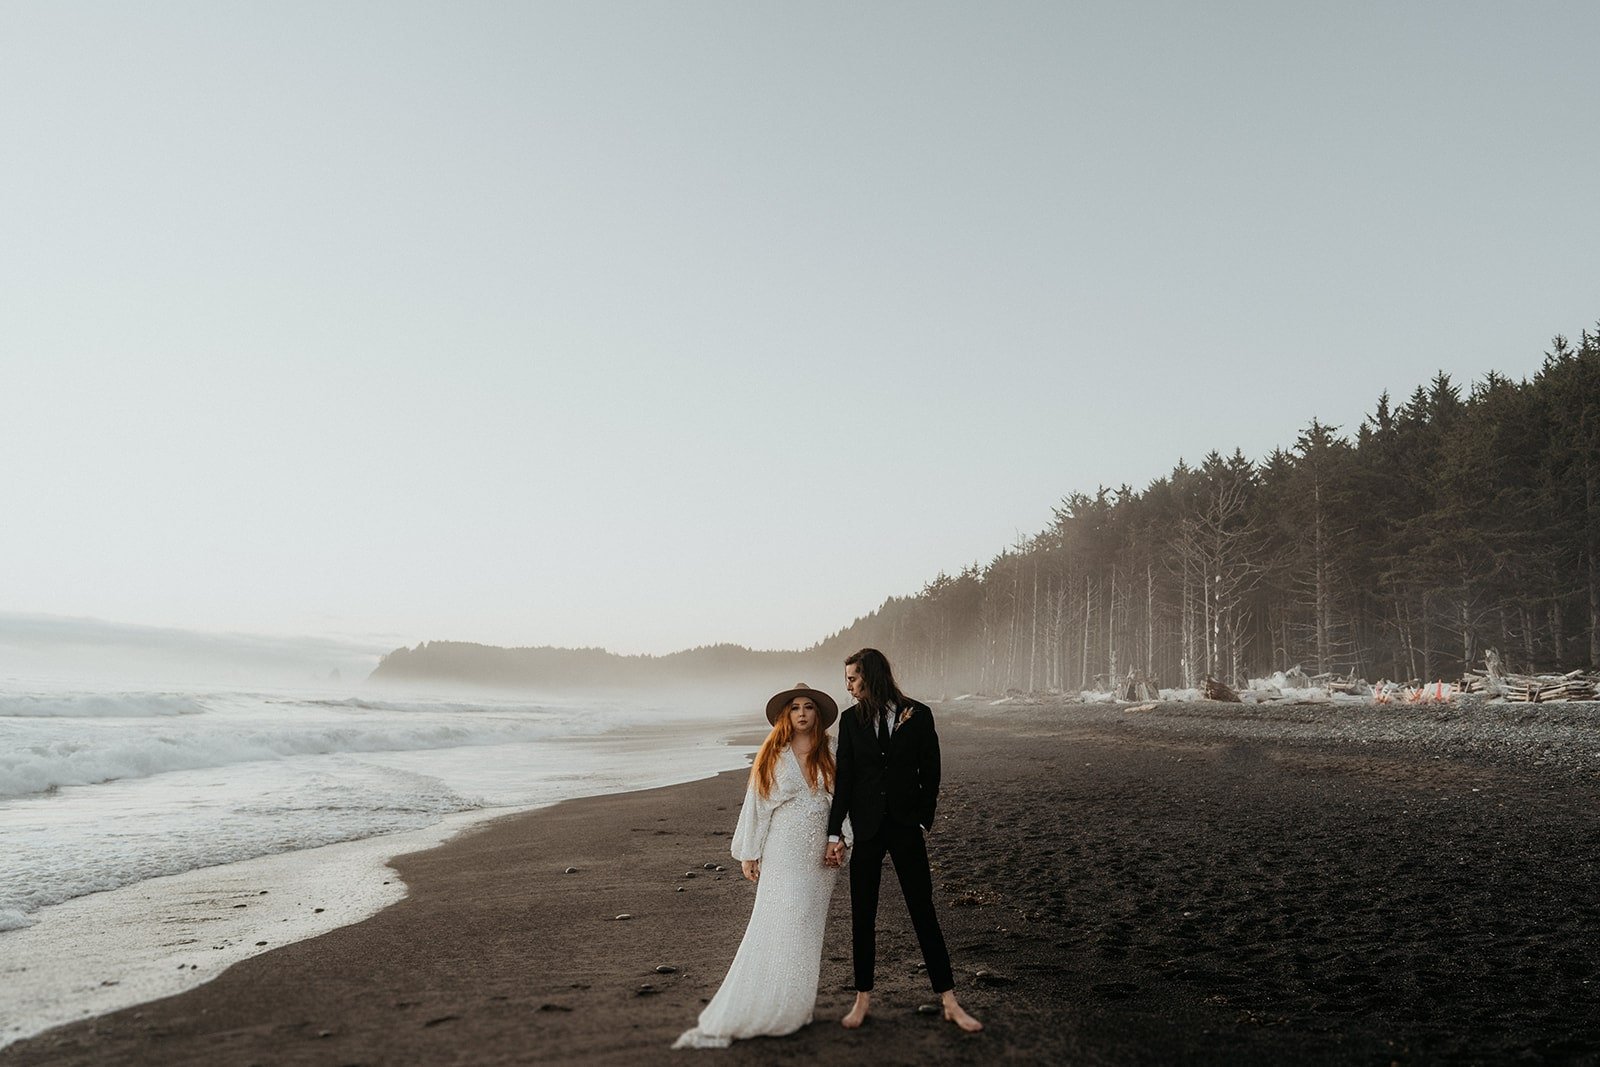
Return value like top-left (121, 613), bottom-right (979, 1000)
top-left (371, 640), bottom-right (827, 689)
top-left (816, 326), bottom-right (1600, 696)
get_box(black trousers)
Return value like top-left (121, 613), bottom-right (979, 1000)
top-left (849, 819), bottom-right (954, 994)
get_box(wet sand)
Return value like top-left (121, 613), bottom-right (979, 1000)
top-left (6, 699), bottom-right (1600, 1065)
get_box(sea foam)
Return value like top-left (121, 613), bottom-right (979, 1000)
top-left (0, 713), bottom-right (582, 799)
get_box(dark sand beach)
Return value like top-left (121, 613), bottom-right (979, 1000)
top-left (7, 699), bottom-right (1600, 1065)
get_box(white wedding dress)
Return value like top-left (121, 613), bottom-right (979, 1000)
top-left (672, 742), bottom-right (847, 1049)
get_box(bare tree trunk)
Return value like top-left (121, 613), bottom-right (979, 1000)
top-left (1055, 577), bottom-right (1069, 690)
top-left (1146, 563), bottom-right (1155, 679)
top-left (1550, 596), bottom-right (1565, 666)
top-left (1107, 567), bottom-right (1117, 689)
top-left (939, 605), bottom-right (949, 697)
top-left (1042, 574), bottom-right (1053, 691)
top-left (1028, 564), bottom-right (1039, 693)
top-left (1205, 573), bottom-right (1216, 680)
top-left (1313, 481), bottom-right (1330, 675)
top-left (1228, 612), bottom-right (1245, 686)
top-left (1400, 595), bottom-right (1417, 681)
top-left (972, 598), bottom-right (985, 697)
top-left (1182, 558), bottom-right (1196, 688)
top-left (1006, 567), bottom-right (1021, 689)
top-left (1080, 573), bottom-right (1092, 691)
top-left (1421, 592), bottom-right (1434, 683)
top-left (1590, 459), bottom-right (1600, 668)
top-left (1061, 577), bottom-right (1073, 690)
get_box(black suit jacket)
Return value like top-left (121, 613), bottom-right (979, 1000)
top-left (827, 698), bottom-right (941, 842)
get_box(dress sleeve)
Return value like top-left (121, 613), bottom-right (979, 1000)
top-left (730, 777), bottom-right (776, 861)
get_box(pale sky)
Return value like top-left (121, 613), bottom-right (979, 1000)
top-left (2, 1), bottom-right (1597, 657)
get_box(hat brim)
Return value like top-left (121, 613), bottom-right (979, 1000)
top-left (765, 686), bottom-right (839, 729)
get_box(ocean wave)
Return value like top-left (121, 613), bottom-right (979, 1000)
top-left (0, 717), bottom-right (570, 800)
top-left (0, 693), bottom-right (211, 718)
top-left (0, 761), bottom-right (479, 926)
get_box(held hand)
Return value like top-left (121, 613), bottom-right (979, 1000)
top-left (823, 841), bottom-right (845, 868)
top-left (741, 858), bottom-right (760, 883)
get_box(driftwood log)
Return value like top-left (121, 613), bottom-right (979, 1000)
top-left (1203, 676), bottom-right (1241, 703)
top-left (1325, 675), bottom-right (1372, 696)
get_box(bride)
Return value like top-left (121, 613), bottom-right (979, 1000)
top-left (672, 683), bottom-right (848, 1049)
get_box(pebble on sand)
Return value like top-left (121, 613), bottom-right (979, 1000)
top-left (564, 866), bottom-right (579, 874)
top-left (703, 862), bottom-right (717, 869)
top-left (655, 965), bottom-right (677, 974)
top-left (614, 913), bottom-right (633, 920)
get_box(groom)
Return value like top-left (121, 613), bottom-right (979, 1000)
top-left (824, 648), bottom-right (983, 1032)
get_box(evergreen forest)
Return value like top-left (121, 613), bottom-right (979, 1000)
top-left (815, 325), bottom-right (1600, 696)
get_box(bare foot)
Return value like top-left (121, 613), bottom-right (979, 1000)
top-left (841, 992), bottom-right (870, 1029)
top-left (940, 991), bottom-right (983, 1033)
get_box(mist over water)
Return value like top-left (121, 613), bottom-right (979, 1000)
top-left (0, 638), bottom-right (779, 938)
top-left (0, 643), bottom-right (782, 1052)
top-left (0, 610), bottom-right (835, 940)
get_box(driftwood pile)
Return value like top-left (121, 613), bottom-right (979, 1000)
top-left (1461, 649), bottom-right (1600, 702)
top-left (1463, 667), bottom-right (1598, 703)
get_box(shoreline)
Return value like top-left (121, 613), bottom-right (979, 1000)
top-left (0, 721), bottom-right (764, 1050)
top-left (6, 700), bottom-right (1600, 1064)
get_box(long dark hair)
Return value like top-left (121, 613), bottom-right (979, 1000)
top-left (845, 648), bottom-right (907, 721)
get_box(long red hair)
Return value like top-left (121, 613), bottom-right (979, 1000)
top-left (751, 699), bottom-right (835, 798)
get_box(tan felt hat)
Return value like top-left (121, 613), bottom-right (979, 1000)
top-left (764, 682), bottom-right (839, 728)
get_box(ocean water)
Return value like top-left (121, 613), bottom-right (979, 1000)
top-left (0, 680), bottom-right (758, 1045)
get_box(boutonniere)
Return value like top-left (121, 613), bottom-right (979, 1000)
top-left (896, 706), bottom-right (916, 728)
